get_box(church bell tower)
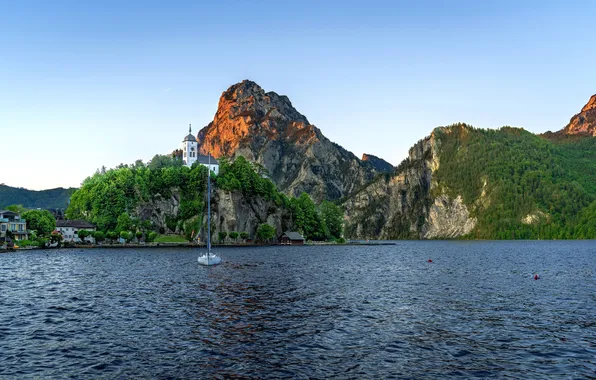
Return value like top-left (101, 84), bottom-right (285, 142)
top-left (182, 124), bottom-right (198, 167)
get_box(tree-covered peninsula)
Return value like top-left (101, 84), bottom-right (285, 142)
top-left (65, 155), bottom-right (344, 243)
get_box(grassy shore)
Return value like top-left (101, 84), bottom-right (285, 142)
top-left (153, 234), bottom-right (187, 243)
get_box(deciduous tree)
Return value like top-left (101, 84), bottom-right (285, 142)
top-left (22, 210), bottom-right (56, 236)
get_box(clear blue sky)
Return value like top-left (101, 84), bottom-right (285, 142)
top-left (1, 0), bottom-right (595, 190)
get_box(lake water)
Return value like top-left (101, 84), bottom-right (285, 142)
top-left (1, 241), bottom-right (595, 378)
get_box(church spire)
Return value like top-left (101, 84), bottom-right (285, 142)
top-left (189, 123), bottom-right (192, 133)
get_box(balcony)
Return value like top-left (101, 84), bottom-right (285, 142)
top-left (0, 218), bottom-right (25, 223)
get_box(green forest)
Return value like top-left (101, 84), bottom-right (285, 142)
top-left (65, 155), bottom-right (344, 242)
top-left (217, 156), bottom-right (344, 241)
top-left (66, 156), bottom-right (207, 235)
top-left (0, 185), bottom-right (75, 209)
top-left (433, 124), bottom-right (596, 239)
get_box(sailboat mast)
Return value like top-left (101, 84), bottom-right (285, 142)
top-left (207, 152), bottom-right (211, 260)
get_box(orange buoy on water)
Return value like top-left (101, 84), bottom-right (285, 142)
top-left (427, 259), bottom-right (433, 263)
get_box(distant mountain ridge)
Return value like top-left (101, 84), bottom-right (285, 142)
top-left (0, 184), bottom-right (75, 209)
top-left (196, 80), bottom-right (389, 202)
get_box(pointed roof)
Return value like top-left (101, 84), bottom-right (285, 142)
top-left (197, 154), bottom-right (219, 165)
top-left (281, 231), bottom-right (305, 241)
top-left (56, 220), bottom-right (96, 228)
top-left (183, 124), bottom-right (197, 142)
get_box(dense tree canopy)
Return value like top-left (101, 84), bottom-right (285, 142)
top-left (217, 156), bottom-right (280, 202)
top-left (22, 209), bottom-right (56, 236)
top-left (66, 154), bottom-right (345, 242)
top-left (433, 124), bottom-right (596, 239)
top-left (320, 201), bottom-right (344, 240)
top-left (66, 155), bottom-right (207, 234)
top-left (5, 204), bottom-right (27, 214)
top-left (289, 193), bottom-right (327, 241)
top-left (217, 157), bottom-right (343, 241)
top-left (256, 223), bottom-right (276, 242)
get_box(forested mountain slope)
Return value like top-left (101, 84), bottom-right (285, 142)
top-left (0, 185), bottom-right (75, 209)
top-left (344, 124), bottom-right (596, 239)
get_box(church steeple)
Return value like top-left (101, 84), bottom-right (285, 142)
top-left (182, 123), bottom-right (198, 166)
top-left (183, 125), bottom-right (197, 142)
top-left (177, 123), bottom-right (219, 174)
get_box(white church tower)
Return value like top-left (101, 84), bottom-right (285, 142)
top-left (182, 124), bottom-right (198, 167)
top-left (180, 124), bottom-right (219, 174)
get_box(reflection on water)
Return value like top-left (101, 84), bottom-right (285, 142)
top-left (0, 242), bottom-right (595, 378)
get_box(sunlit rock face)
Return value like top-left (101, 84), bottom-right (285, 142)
top-left (561, 94), bottom-right (596, 136)
top-left (196, 80), bottom-right (383, 202)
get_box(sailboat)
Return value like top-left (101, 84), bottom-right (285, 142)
top-left (198, 153), bottom-right (222, 266)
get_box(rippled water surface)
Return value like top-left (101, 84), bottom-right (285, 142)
top-left (1, 241), bottom-right (595, 378)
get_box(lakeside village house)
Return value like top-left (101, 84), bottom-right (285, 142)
top-left (2, 127), bottom-right (217, 249)
top-left (55, 220), bottom-right (97, 244)
top-left (279, 231), bottom-right (305, 245)
top-left (0, 210), bottom-right (28, 248)
top-left (181, 125), bottom-right (219, 174)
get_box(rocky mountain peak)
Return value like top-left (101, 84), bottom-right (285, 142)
top-left (197, 81), bottom-right (315, 159)
top-left (560, 94), bottom-right (596, 136)
top-left (223, 79), bottom-right (262, 97)
top-left (195, 80), bottom-right (380, 201)
top-left (581, 94), bottom-right (596, 113)
top-left (215, 80), bottom-right (309, 126)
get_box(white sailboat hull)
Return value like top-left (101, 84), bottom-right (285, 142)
top-left (197, 254), bottom-right (222, 266)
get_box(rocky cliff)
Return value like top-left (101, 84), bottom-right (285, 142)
top-left (210, 188), bottom-right (292, 240)
top-left (196, 80), bottom-right (382, 202)
top-left (343, 126), bottom-right (476, 239)
top-left (361, 153), bottom-right (394, 173)
top-left (560, 94), bottom-right (596, 136)
top-left (135, 190), bottom-right (182, 233)
top-left (135, 186), bottom-right (291, 240)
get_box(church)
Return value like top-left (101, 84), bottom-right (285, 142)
top-left (181, 125), bottom-right (219, 174)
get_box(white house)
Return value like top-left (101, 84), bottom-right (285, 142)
top-left (56, 220), bottom-right (96, 243)
top-left (182, 125), bottom-right (219, 175)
